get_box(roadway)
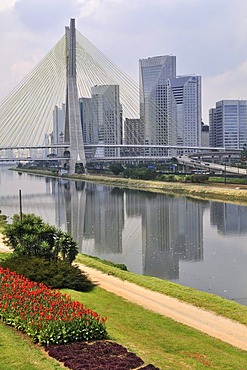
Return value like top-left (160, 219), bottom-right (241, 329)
top-left (177, 155), bottom-right (247, 176)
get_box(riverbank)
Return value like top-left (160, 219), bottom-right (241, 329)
top-left (70, 174), bottom-right (247, 205)
top-left (1, 237), bottom-right (247, 354)
top-left (12, 168), bottom-right (247, 205)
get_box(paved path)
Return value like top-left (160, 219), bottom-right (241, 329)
top-left (77, 263), bottom-right (247, 352)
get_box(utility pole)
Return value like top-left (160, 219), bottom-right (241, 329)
top-left (19, 189), bottom-right (23, 222)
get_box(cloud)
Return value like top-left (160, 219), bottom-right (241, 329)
top-left (14, 0), bottom-right (80, 32)
top-left (203, 60), bottom-right (247, 121)
top-left (1, 0), bottom-right (247, 123)
top-left (0, 0), bottom-right (16, 12)
top-left (77, 0), bottom-right (102, 18)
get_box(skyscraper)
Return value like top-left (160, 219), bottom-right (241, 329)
top-left (139, 55), bottom-right (176, 155)
top-left (209, 100), bottom-right (247, 149)
top-left (52, 104), bottom-right (66, 156)
top-left (124, 118), bottom-right (142, 156)
top-left (80, 85), bottom-right (122, 158)
top-left (167, 75), bottom-right (202, 153)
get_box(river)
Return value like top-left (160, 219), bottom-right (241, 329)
top-left (1, 167), bottom-right (247, 305)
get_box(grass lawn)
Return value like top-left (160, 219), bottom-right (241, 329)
top-left (1, 252), bottom-right (247, 369)
top-left (64, 286), bottom-right (247, 370)
top-left (1, 286), bottom-right (247, 369)
top-left (0, 323), bottom-right (65, 370)
top-left (75, 254), bottom-right (247, 326)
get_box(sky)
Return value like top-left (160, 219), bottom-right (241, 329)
top-left (1, 0), bottom-right (247, 123)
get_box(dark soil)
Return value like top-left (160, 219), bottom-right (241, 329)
top-left (45, 340), bottom-right (160, 370)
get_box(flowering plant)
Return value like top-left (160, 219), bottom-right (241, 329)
top-left (0, 267), bottom-right (107, 345)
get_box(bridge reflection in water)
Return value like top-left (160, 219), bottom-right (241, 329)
top-left (1, 168), bottom-right (247, 305)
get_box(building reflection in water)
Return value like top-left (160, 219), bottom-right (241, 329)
top-left (52, 180), bottom-right (207, 280)
top-left (210, 202), bottom-right (247, 235)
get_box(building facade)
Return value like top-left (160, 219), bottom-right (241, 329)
top-left (52, 103), bottom-right (66, 156)
top-left (139, 55), bottom-right (176, 155)
top-left (201, 122), bottom-right (209, 148)
top-left (79, 85), bottom-right (123, 158)
top-left (209, 100), bottom-right (247, 149)
top-left (124, 118), bottom-right (142, 155)
top-left (167, 75), bottom-right (202, 154)
top-left (139, 55), bottom-right (202, 156)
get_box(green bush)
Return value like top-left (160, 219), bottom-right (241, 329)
top-left (3, 213), bottom-right (78, 263)
top-left (109, 163), bottom-right (124, 175)
top-left (158, 174), bottom-right (176, 182)
top-left (191, 174), bottom-right (209, 183)
top-left (0, 256), bottom-right (94, 292)
top-left (123, 167), bottom-right (157, 180)
top-left (184, 175), bottom-right (193, 182)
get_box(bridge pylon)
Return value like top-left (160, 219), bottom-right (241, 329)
top-left (63, 18), bottom-right (86, 174)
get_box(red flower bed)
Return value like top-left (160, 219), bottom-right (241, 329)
top-left (0, 267), bottom-right (107, 345)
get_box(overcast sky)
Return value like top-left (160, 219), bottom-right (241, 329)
top-left (1, 0), bottom-right (247, 123)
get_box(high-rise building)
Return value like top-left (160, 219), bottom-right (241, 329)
top-left (139, 55), bottom-right (176, 155)
top-left (79, 97), bottom-right (97, 158)
top-left (79, 85), bottom-right (122, 158)
top-left (201, 122), bottom-right (209, 148)
top-left (139, 56), bottom-right (202, 156)
top-left (52, 104), bottom-right (66, 156)
top-left (93, 85), bottom-right (122, 157)
top-left (209, 108), bottom-right (218, 147)
top-left (209, 100), bottom-right (247, 149)
top-left (124, 118), bottom-right (142, 156)
top-left (167, 75), bottom-right (202, 154)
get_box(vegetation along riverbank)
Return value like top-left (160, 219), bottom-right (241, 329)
top-left (12, 167), bottom-right (247, 205)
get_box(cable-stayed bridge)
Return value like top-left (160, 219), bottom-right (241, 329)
top-left (0, 18), bottom-right (243, 174)
top-left (0, 18), bottom-right (141, 173)
top-left (0, 20), bottom-right (139, 148)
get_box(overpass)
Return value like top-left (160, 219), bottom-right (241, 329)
top-left (177, 155), bottom-right (247, 176)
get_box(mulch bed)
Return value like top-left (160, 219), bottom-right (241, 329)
top-left (45, 340), bottom-right (160, 370)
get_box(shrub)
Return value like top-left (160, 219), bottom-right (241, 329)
top-left (184, 175), bottom-right (193, 182)
top-left (0, 267), bottom-right (107, 345)
top-left (109, 163), bottom-right (124, 175)
top-left (3, 213), bottom-right (78, 263)
top-left (159, 174), bottom-right (176, 182)
top-left (0, 256), bottom-right (94, 292)
top-left (123, 168), bottom-right (157, 180)
top-left (191, 174), bottom-right (209, 183)
top-left (0, 212), bottom-right (7, 229)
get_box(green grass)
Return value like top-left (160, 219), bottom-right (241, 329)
top-left (0, 323), bottom-right (65, 370)
top-left (1, 251), bottom-right (247, 369)
top-left (64, 286), bottom-right (247, 370)
top-left (209, 177), bottom-right (247, 184)
top-left (75, 254), bottom-right (247, 326)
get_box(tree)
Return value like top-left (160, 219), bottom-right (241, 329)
top-left (240, 144), bottom-right (247, 163)
top-left (3, 213), bottom-right (78, 263)
top-left (109, 163), bottom-right (124, 175)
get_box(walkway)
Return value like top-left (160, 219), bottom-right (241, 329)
top-left (77, 263), bottom-right (247, 352)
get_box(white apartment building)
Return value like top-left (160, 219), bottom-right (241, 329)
top-left (209, 100), bottom-right (247, 149)
top-left (139, 55), bottom-right (176, 155)
top-left (167, 76), bottom-right (202, 153)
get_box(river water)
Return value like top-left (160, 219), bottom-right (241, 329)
top-left (1, 167), bottom-right (247, 305)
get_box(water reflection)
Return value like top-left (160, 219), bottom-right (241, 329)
top-left (1, 169), bottom-right (247, 304)
top-left (52, 180), bottom-right (207, 280)
top-left (211, 202), bottom-right (247, 235)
